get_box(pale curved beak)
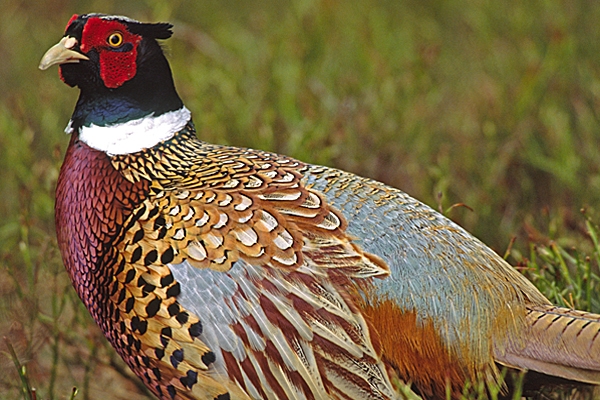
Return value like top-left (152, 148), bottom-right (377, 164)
top-left (39, 36), bottom-right (89, 70)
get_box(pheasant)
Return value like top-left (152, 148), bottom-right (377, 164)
top-left (39, 14), bottom-right (600, 399)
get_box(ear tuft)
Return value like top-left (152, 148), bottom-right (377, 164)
top-left (127, 22), bottom-right (173, 40)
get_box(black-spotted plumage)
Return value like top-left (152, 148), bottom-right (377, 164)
top-left (110, 123), bottom-right (398, 399)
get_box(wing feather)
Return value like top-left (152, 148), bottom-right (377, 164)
top-left (109, 128), bottom-right (415, 398)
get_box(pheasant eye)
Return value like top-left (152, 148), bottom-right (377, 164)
top-left (107, 32), bottom-right (124, 47)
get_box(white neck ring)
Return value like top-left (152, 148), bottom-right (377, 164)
top-left (73, 106), bottom-right (191, 155)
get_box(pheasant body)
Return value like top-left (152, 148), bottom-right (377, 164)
top-left (41, 13), bottom-right (600, 399)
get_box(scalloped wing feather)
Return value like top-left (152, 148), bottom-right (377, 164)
top-left (110, 129), bottom-right (401, 399)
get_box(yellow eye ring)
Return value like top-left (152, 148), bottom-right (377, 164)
top-left (107, 32), bottom-right (123, 47)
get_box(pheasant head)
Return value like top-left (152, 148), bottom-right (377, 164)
top-left (40, 14), bottom-right (188, 155)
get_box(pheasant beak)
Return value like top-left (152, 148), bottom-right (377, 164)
top-left (39, 36), bottom-right (89, 70)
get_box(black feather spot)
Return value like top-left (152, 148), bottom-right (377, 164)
top-left (160, 335), bottom-right (169, 347)
top-left (131, 354), bottom-right (141, 368)
top-left (130, 246), bottom-right (143, 263)
top-left (152, 367), bottom-right (162, 381)
top-left (155, 348), bottom-right (165, 360)
top-left (109, 280), bottom-right (119, 296)
top-left (147, 206), bottom-right (159, 219)
top-left (166, 282), bottom-right (180, 298)
top-left (142, 283), bottom-right (156, 295)
top-left (167, 384), bottom-right (176, 399)
top-left (161, 326), bottom-right (172, 338)
top-left (161, 247), bottom-right (175, 264)
top-left (180, 370), bottom-right (198, 389)
top-left (170, 349), bottom-right (183, 368)
top-left (133, 204), bottom-right (147, 220)
top-left (188, 321), bottom-right (202, 337)
top-left (160, 274), bottom-right (174, 287)
top-left (141, 355), bottom-right (150, 367)
top-left (117, 288), bottom-right (127, 304)
top-left (172, 349), bottom-right (184, 362)
top-left (201, 351), bottom-right (216, 366)
top-left (136, 275), bottom-right (147, 287)
top-left (132, 229), bottom-right (144, 244)
top-left (214, 394), bottom-right (230, 400)
top-left (124, 268), bottom-right (136, 284)
top-left (157, 226), bottom-right (167, 240)
top-left (138, 319), bottom-right (148, 335)
top-left (131, 316), bottom-right (141, 331)
top-left (176, 312), bottom-right (188, 324)
top-left (125, 297), bottom-right (135, 313)
top-left (145, 297), bottom-right (161, 317)
top-left (153, 216), bottom-right (166, 230)
top-left (115, 258), bottom-right (126, 275)
top-left (167, 303), bottom-right (180, 316)
top-left (144, 249), bottom-right (158, 266)
top-left (123, 216), bottom-right (138, 232)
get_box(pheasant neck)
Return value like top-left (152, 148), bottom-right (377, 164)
top-left (74, 105), bottom-right (191, 155)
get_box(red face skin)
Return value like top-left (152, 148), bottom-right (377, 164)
top-left (64, 15), bottom-right (142, 89)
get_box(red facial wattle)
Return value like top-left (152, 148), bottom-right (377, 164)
top-left (80, 17), bottom-right (142, 89)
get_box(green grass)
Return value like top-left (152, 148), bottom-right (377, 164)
top-left (1, 0), bottom-right (599, 398)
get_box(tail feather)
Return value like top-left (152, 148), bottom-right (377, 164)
top-left (495, 305), bottom-right (600, 385)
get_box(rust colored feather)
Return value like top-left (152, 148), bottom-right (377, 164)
top-left (360, 297), bottom-right (469, 398)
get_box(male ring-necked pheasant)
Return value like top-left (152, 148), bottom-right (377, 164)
top-left (40, 14), bottom-right (600, 399)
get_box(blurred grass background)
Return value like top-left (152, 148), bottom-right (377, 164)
top-left (1, 0), bottom-right (600, 398)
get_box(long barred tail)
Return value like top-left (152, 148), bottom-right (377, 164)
top-left (495, 305), bottom-right (600, 385)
